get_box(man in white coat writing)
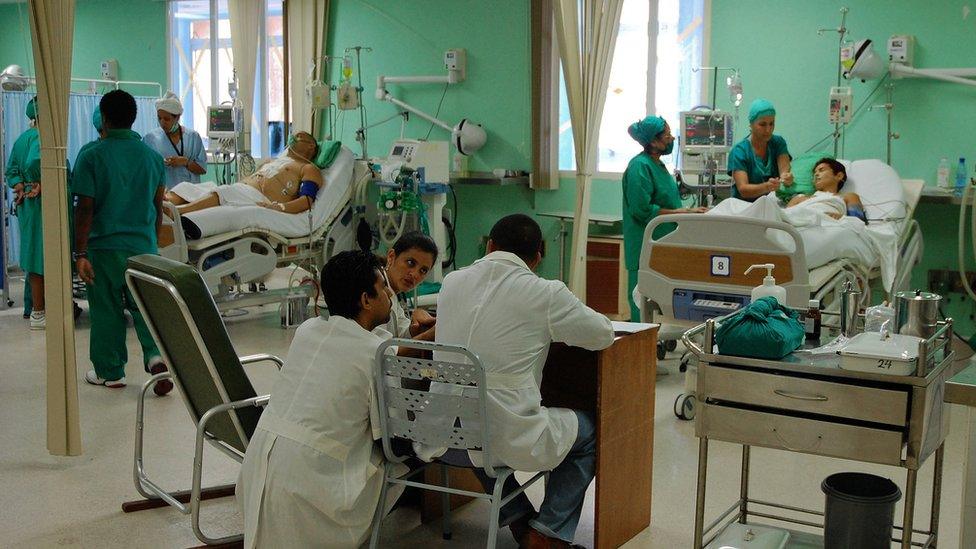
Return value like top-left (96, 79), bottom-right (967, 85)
top-left (419, 214), bottom-right (616, 548)
top-left (237, 250), bottom-right (404, 548)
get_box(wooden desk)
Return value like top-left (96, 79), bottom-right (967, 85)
top-left (423, 326), bottom-right (657, 548)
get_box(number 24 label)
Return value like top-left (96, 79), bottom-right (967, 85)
top-left (876, 359), bottom-right (893, 369)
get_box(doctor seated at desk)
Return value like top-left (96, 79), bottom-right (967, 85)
top-left (416, 214), bottom-right (616, 548)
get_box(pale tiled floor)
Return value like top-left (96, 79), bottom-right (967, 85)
top-left (0, 272), bottom-right (972, 548)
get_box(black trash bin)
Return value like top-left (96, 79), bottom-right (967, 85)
top-left (822, 472), bottom-right (902, 549)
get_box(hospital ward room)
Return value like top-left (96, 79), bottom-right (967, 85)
top-left (5, 0), bottom-right (976, 548)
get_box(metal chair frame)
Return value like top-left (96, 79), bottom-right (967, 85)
top-left (124, 267), bottom-right (282, 546)
top-left (368, 339), bottom-right (547, 548)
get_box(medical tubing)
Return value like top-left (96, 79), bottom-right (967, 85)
top-left (960, 181), bottom-right (976, 303)
top-left (424, 83), bottom-right (450, 140)
top-left (803, 74), bottom-right (889, 154)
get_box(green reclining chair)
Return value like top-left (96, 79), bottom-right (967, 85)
top-left (121, 254), bottom-right (283, 546)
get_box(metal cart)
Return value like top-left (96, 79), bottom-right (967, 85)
top-left (683, 318), bottom-right (956, 549)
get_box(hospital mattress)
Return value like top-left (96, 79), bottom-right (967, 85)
top-left (180, 147), bottom-right (355, 240)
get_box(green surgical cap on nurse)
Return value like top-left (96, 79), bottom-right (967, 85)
top-left (92, 107), bottom-right (102, 131)
top-left (627, 115), bottom-right (666, 147)
top-left (26, 96), bottom-right (37, 120)
top-left (748, 98), bottom-right (776, 123)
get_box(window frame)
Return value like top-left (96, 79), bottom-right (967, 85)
top-left (167, 0), bottom-right (279, 159)
top-left (554, 0), bottom-right (711, 179)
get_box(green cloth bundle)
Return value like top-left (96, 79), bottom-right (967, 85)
top-left (715, 296), bottom-right (805, 359)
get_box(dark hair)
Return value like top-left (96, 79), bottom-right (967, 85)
top-left (393, 231), bottom-right (439, 263)
top-left (322, 250), bottom-right (384, 319)
top-left (489, 214), bottom-right (544, 263)
top-left (815, 157), bottom-right (847, 190)
top-left (99, 90), bottom-right (137, 129)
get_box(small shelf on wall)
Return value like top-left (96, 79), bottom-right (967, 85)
top-left (449, 171), bottom-right (531, 186)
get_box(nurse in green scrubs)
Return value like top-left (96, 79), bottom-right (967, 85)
top-left (727, 98), bottom-right (794, 201)
top-left (4, 97), bottom-right (45, 328)
top-left (621, 116), bottom-right (707, 321)
top-left (73, 90), bottom-right (171, 394)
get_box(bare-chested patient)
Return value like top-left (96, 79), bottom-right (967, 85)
top-left (165, 131), bottom-right (325, 215)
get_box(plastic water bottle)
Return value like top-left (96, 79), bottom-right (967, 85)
top-left (937, 157), bottom-right (950, 190)
top-left (956, 157), bottom-right (968, 196)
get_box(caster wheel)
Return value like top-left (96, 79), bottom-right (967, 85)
top-left (673, 393), bottom-right (697, 421)
top-left (6, 300), bottom-right (13, 307)
top-left (657, 342), bottom-right (667, 360)
top-left (679, 359), bottom-right (688, 373)
top-left (665, 340), bottom-right (677, 352)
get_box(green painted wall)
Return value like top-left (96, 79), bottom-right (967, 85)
top-left (0, 0), bottom-right (167, 90)
top-left (709, 0), bottom-right (976, 334)
top-left (326, 0), bottom-right (550, 273)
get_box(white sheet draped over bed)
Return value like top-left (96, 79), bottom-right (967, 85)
top-left (706, 189), bottom-right (900, 291)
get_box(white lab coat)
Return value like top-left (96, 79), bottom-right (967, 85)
top-left (237, 316), bottom-right (405, 548)
top-left (416, 251), bottom-right (615, 472)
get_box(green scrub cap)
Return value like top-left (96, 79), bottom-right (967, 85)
top-left (26, 96), bottom-right (37, 120)
top-left (748, 98), bottom-right (776, 123)
top-left (627, 115), bottom-right (666, 147)
top-left (92, 107), bottom-right (102, 131)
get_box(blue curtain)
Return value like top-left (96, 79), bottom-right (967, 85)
top-left (2, 90), bottom-right (160, 272)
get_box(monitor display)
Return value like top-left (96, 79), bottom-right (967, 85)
top-left (681, 112), bottom-right (732, 147)
top-left (208, 107), bottom-right (235, 134)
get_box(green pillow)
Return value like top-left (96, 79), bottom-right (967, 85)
top-left (777, 152), bottom-right (831, 201)
top-left (313, 140), bottom-right (343, 169)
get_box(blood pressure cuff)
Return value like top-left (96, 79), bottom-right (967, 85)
top-left (847, 205), bottom-right (867, 224)
top-left (298, 180), bottom-right (319, 201)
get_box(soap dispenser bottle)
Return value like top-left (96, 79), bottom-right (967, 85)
top-left (745, 263), bottom-right (787, 304)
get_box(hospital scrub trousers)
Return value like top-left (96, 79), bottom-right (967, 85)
top-left (86, 249), bottom-right (160, 381)
top-left (444, 410), bottom-right (597, 543)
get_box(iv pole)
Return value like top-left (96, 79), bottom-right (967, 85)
top-left (818, 6), bottom-right (850, 158)
top-left (345, 46), bottom-right (373, 159)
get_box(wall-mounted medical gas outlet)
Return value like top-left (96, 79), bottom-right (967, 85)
top-left (100, 59), bottom-right (119, 81)
top-left (444, 49), bottom-right (466, 82)
top-left (887, 35), bottom-right (915, 66)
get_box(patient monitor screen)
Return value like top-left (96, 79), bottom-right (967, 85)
top-left (681, 112), bottom-right (733, 148)
top-left (208, 107), bottom-right (235, 137)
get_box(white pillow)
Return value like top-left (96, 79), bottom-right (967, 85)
top-left (839, 159), bottom-right (906, 221)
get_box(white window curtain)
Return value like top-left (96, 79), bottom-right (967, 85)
top-left (285, 0), bottom-right (327, 135)
top-left (553, 0), bottom-right (623, 299)
top-left (28, 0), bottom-right (82, 456)
top-left (229, 0), bottom-right (262, 151)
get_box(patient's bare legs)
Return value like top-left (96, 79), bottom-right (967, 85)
top-left (164, 191), bottom-right (188, 205)
top-left (174, 193), bottom-right (220, 215)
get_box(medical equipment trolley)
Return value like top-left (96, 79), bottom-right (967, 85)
top-left (682, 316), bottom-right (956, 548)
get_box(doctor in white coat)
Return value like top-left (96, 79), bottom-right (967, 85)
top-left (419, 214), bottom-right (616, 548)
top-left (237, 250), bottom-right (406, 548)
top-left (376, 231), bottom-right (438, 339)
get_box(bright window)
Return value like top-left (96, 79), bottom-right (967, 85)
top-left (169, 0), bottom-right (284, 158)
top-left (558, 0), bottom-right (705, 173)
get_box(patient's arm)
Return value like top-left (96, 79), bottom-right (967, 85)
top-left (842, 192), bottom-right (863, 209)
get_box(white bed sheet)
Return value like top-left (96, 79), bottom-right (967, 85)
top-left (180, 146), bottom-right (355, 240)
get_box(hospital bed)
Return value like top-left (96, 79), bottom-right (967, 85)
top-left (634, 160), bottom-right (924, 418)
top-left (158, 146), bottom-right (366, 307)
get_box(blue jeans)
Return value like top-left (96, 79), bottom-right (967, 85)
top-left (445, 410), bottom-right (597, 543)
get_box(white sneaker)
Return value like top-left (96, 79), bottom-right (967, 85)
top-left (29, 310), bottom-right (46, 330)
top-left (85, 369), bottom-right (126, 388)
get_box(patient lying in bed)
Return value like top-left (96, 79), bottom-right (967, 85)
top-left (165, 131), bottom-right (323, 216)
top-left (786, 157), bottom-right (865, 222)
